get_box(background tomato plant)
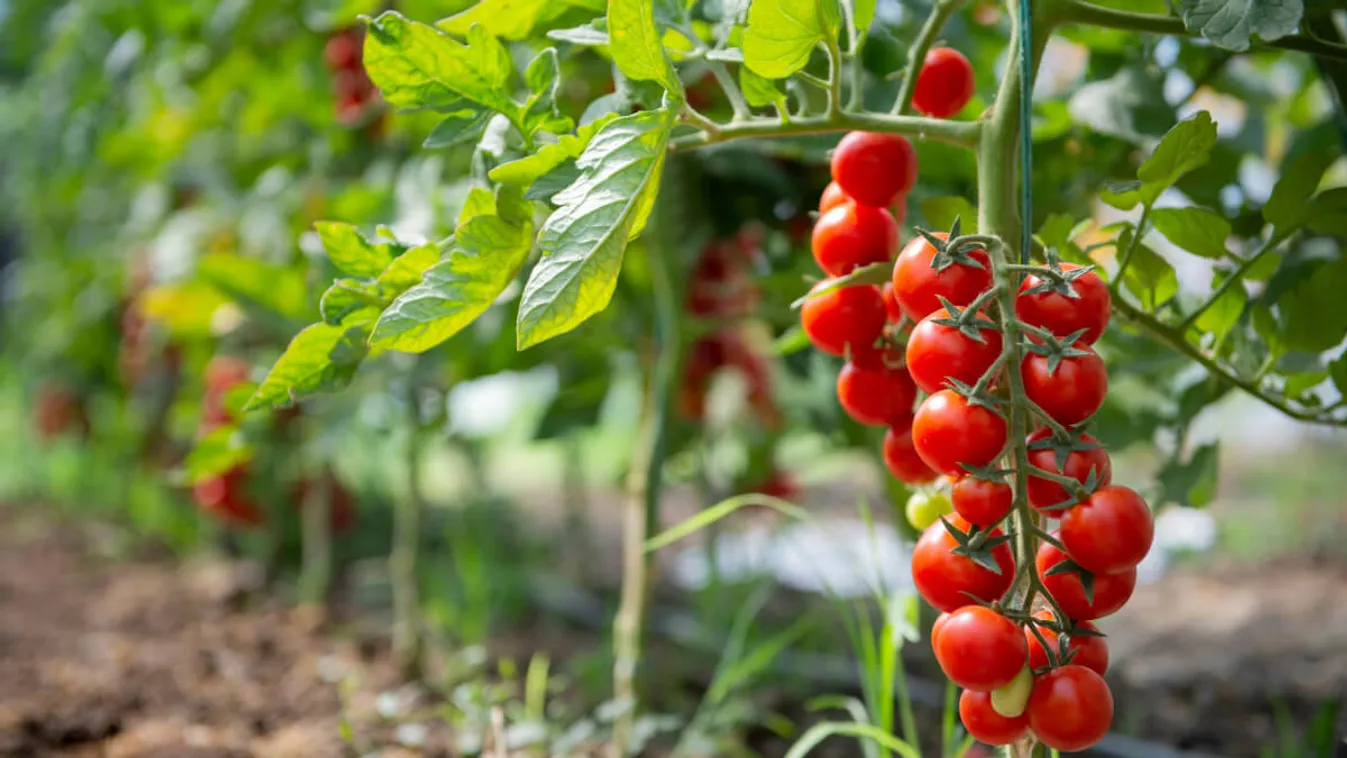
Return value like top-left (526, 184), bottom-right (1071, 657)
top-left (1, 0), bottom-right (1346, 755)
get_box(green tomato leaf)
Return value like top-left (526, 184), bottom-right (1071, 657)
top-left (740, 66), bottom-right (785, 108)
top-left (1121, 232), bottom-right (1179, 311)
top-left (1306, 187), bottom-right (1347, 237)
top-left (846, 0), bottom-right (877, 37)
top-left (517, 109), bottom-right (676, 349)
top-left (244, 320), bottom-right (373, 410)
top-left (314, 221), bottom-right (401, 278)
top-left (1264, 148), bottom-right (1328, 229)
top-left (743, 0), bottom-right (842, 80)
top-left (321, 280), bottom-right (385, 325)
top-left (198, 254), bottom-right (309, 322)
top-left (1158, 442), bottom-right (1220, 508)
top-left (437, 0), bottom-right (600, 40)
top-left (1150, 206), bottom-right (1231, 259)
top-left (490, 114), bottom-right (618, 187)
top-left (424, 107), bottom-right (492, 149)
top-left (1177, 0), bottom-right (1303, 52)
top-left (1136, 110), bottom-right (1219, 206)
top-left (608, 0), bottom-right (683, 97)
top-left (1099, 180), bottom-right (1144, 211)
top-left (921, 197), bottom-right (979, 235)
top-left (1275, 256), bottom-right (1347, 352)
top-left (364, 12), bottom-right (520, 120)
top-left (526, 160), bottom-right (583, 204)
top-left (1193, 275), bottom-right (1247, 340)
top-left (139, 282), bottom-right (231, 339)
top-left (370, 196), bottom-right (535, 352)
top-left (1329, 354), bottom-right (1347, 397)
top-left (319, 243), bottom-right (442, 325)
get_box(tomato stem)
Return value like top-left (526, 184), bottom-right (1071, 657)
top-left (669, 111), bottom-right (982, 152)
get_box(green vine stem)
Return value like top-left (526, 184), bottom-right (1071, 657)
top-left (297, 455), bottom-right (333, 609)
top-left (392, 381), bottom-right (425, 678)
top-left (610, 234), bottom-right (680, 758)
top-left (1178, 227), bottom-right (1296, 330)
top-left (671, 111), bottom-right (982, 152)
top-left (890, 0), bottom-right (968, 115)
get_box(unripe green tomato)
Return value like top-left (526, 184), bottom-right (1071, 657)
top-left (906, 490), bottom-right (953, 531)
top-left (991, 664), bottom-right (1033, 718)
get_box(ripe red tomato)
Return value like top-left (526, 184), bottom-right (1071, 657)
top-left (911, 514), bottom-right (1014, 612)
top-left (324, 32), bottom-right (361, 71)
top-left (880, 282), bottom-right (903, 323)
top-left (819, 181), bottom-right (849, 214)
top-left (193, 466), bottom-right (263, 527)
top-left (1060, 485), bottom-right (1154, 574)
top-left (830, 132), bottom-right (917, 208)
top-left (891, 233), bottom-right (993, 322)
top-left (951, 476), bottom-right (1013, 527)
top-left (836, 361), bottom-right (917, 426)
top-left (1016, 263), bottom-right (1111, 345)
top-left (812, 202), bottom-right (900, 276)
top-left (933, 605), bottom-right (1027, 691)
top-left (1025, 427), bottom-right (1112, 512)
top-left (800, 282), bottom-right (887, 358)
top-left (912, 390), bottom-right (1007, 476)
top-left (931, 611), bottom-right (951, 649)
top-left (1021, 343), bottom-right (1107, 427)
top-left (905, 307), bottom-right (1003, 394)
top-left (959, 690), bottom-right (1029, 746)
top-left (882, 421), bottom-right (939, 486)
top-left (1026, 665), bottom-right (1114, 752)
top-left (912, 47), bottom-right (976, 118)
top-left (1025, 610), bottom-right (1109, 676)
top-left (1036, 540), bottom-right (1136, 621)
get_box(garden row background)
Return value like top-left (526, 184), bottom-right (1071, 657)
top-left (0, 0), bottom-right (1345, 756)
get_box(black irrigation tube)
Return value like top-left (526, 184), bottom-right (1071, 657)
top-left (527, 575), bottom-right (1230, 758)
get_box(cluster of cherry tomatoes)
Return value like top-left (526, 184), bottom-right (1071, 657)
top-left (797, 46), bottom-right (1154, 752)
top-left (324, 27), bottom-right (380, 127)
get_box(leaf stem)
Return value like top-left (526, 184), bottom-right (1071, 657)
top-left (670, 111), bottom-right (982, 151)
top-left (392, 381), bottom-right (425, 678)
top-left (890, 0), bottom-right (968, 115)
top-left (707, 61), bottom-right (753, 121)
top-left (824, 36), bottom-right (845, 116)
top-left (1056, 0), bottom-right (1347, 62)
top-left (1109, 206), bottom-right (1149, 295)
top-left (1178, 228), bottom-right (1294, 330)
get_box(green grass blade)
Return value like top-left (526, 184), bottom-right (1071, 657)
top-left (644, 493), bottom-right (812, 552)
top-left (784, 721), bottom-right (922, 758)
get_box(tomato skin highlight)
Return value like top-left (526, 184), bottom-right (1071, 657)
top-left (960, 690), bottom-right (1029, 745)
top-left (913, 47), bottom-right (976, 118)
top-left (836, 361), bottom-right (917, 426)
top-left (931, 611), bottom-right (951, 649)
top-left (951, 476), bottom-right (1014, 527)
top-left (891, 233), bottom-right (994, 322)
top-left (1060, 485), bottom-right (1155, 574)
top-left (912, 390), bottom-right (1007, 476)
top-left (934, 605), bottom-right (1028, 691)
top-left (819, 181), bottom-right (849, 214)
top-left (800, 282), bottom-right (887, 358)
top-left (911, 515), bottom-right (1014, 612)
top-left (830, 132), bottom-right (918, 208)
top-left (1025, 610), bottom-right (1109, 676)
top-left (1021, 342), bottom-right (1108, 427)
top-left (906, 307), bottom-right (1004, 395)
top-left (1025, 427), bottom-right (1112, 512)
top-left (882, 420), bottom-right (940, 485)
top-left (1036, 539), bottom-right (1136, 621)
top-left (1016, 263), bottom-right (1111, 345)
top-left (1026, 665), bottom-right (1114, 752)
top-left (811, 202), bottom-right (900, 276)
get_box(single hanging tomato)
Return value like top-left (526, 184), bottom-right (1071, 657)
top-left (931, 611), bottom-right (952, 649)
top-left (912, 390), bottom-right (1007, 476)
top-left (1016, 263), bottom-right (1111, 345)
top-left (883, 421), bottom-right (940, 485)
top-left (912, 47), bottom-right (976, 118)
top-left (933, 605), bottom-right (1027, 691)
top-left (1024, 609), bottom-right (1109, 676)
top-left (830, 132), bottom-right (918, 208)
top-left (891, 233), bottom-right (994, 322)
top-left (819, 181), bottom-right (850, 214)
top-left (1060, 485), bottom-right (1155, 574)
top-left (1036, 540), bottom-right (1136, 621)
top-left (905, 307), bottom-right (1003, 394)
top-left (951, 476), bottom-right (1013, 527)
top-left (906, 490), bottom-right (953, 530)
top-left (812, 202), bottom-right (900, 276)
top-left (837, 361), bottom-right (917, 426)
top-left (800, 281), bottom-right (887, 358)
top-left (911, 514), bottom-right (1014, 612)
top-left (1026, 665), bottom-right (1114, 752)
top-left (959, 690), bottom-right (1029, 746)
top-left (1021, 342), bottom-right (1108, 426)
top-left (1024, 427), bottom-right (1112, 512)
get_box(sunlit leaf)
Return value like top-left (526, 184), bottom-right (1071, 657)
top-left (437, 0), bottom-right (601, 40)
top-left (740, 66), bottom-right (785, 108)
top-left (608, 0), bottom-right (683, 96)
top-left (1192, 275), bottom-right (1247, 340)
top-left (140, 282), bottom-right (231, 338)
top-left (490, 114), bottom-right (618, 187)
top-left (199, 254), bottom-right (309, 321)
top-left (1136, 111), bottom-right (1218, 206)
top-left (245, 320), bottom-right (373, 410)
top-left (742, 0), bottom-right (842, 79)
top-left (1150, 206), bottom-right (1231, 259)
top-left (314, 221), bottom-right (400, 277)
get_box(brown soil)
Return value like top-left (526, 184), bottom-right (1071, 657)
top-left (0, 510), bottom-right (452, 758)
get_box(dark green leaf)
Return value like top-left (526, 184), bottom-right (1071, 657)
top-left (423, 108), bottom-right (492, 148)
top-left (1193, 275), bottom-right (1247, 340)
top-left (608, 0), bottom-right (682, 96)
top-left (371, 190), bottom-right (535, 352)
top-left (1331, 354), bottom-right (1347, 397)
top-left (1306, 186), bottom-right (1347, 236)
top-left (1276, 256), bottom-right (1347, 352)
top-left (245, 321), bottom-right (373, 410)
top-left (1150, 206), bottom-right (1231, 259)
top-left (1121, 234), bottom-right (1179, 310)
top-left (1067, 66), bottom-right (1175, 147)
top-left (1158, 442), bottom-right (1220, 508)
top-left (1177, 0), bottom-right (1303, 52)
top-left (517, 109), bottom-right (676, 349)
top-left (526, 160), bottom-right (583, 204)
top-left (1264, 148), bottom-right (1328, 229)
top-left (364, 12), bottom-right (520, 120)
top-left (743, 0), bottom-right (842, 79)
top-left (921, 197), bottom-right (979, 235)
top-left (1136, 111), bottom-right (1219, 206)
